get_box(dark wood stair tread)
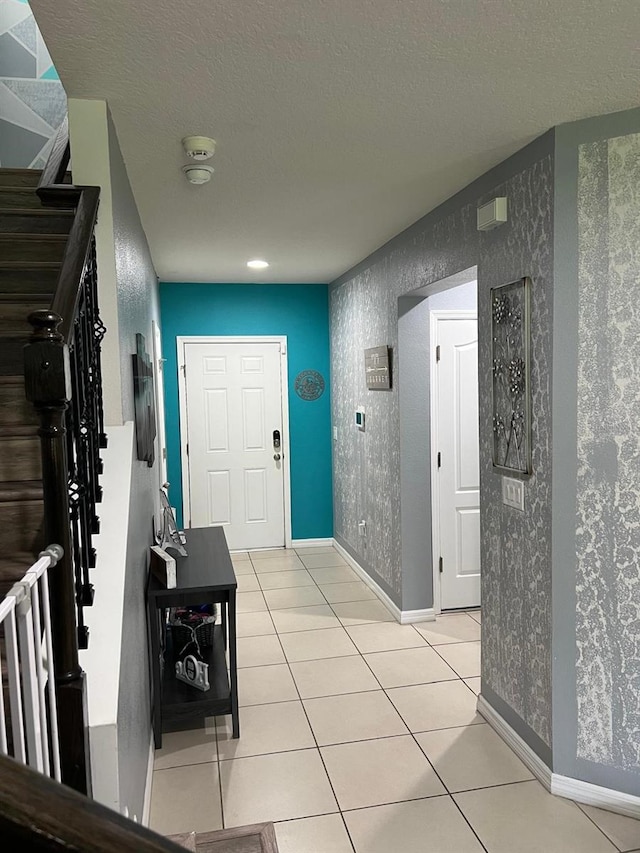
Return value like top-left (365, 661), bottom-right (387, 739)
top-left (0, 293), bottom-right (53, 302)
top-left (0, 234), bottom-right (68, 242)
top-left (0, 480), bottom-right (43, 502)
top-left (0, 424), bottom-right (38, 438)
top-left (0, 169), bottom-right (42, 187)
top-left (0, 261), bottom-right (61, 269)
top-left (0, 207), bottom-right (73, 217)
top-left (0, 552), bottom-right (40, 599)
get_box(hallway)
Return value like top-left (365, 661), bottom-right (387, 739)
top-left (149, 546), bottom-right (640, 852)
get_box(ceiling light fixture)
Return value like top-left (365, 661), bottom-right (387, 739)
top-left (182, 136), bottom-right (216, 161)
top-left (247, 259), bottom-right (269, 269)
top-left (182, 164), bottom-right (214, 185)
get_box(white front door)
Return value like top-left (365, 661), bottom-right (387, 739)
top-left (182, 341), bottom-right (286, 550)
top-left (433, 314), bottom-right (480, 609)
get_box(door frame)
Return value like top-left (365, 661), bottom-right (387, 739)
top-left (152, 320), bottom-right (168, 489)
top-left (429, 310), bottom-right (478, 613)
top-left (176, 335), bottom-right (293, 550)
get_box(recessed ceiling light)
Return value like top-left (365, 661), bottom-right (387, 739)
top-left (247, 259), bottom-right (269, 269)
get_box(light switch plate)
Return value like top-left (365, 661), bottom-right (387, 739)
top-left (502, 476), bottom-right (525, 511)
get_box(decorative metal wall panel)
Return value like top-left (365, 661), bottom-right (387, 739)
top-left (491, 276), bottom-right (532, 476)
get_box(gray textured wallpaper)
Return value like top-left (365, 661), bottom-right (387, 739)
top-left (330, 145), bottom-right (554, 748)
top-left (576, 132), bottom-right (640, 771)
top-left (478, 157), bottom-right (554, 748)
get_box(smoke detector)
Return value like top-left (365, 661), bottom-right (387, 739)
top-left (182, 164), bottom-right (214, 185)
top-left (182, 136), bottom-right (216, 160)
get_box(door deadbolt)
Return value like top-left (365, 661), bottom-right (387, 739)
top-left (273, 429), bottom-right (281, 449)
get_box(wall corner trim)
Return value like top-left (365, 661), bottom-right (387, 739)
top-left (142, 732), bottom-right (155, 827)
top-left (478, 695), bottom-right (640, 819)
top-left (332, 540), bottom-right (435, 624)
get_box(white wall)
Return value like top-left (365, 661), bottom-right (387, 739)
top-left (68, 99), bottom-right (123, 425)
top-left (69, 99), bottom-right (161, 819)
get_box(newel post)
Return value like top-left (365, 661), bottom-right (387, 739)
top-left (24, 310), bottom-right (90, 795)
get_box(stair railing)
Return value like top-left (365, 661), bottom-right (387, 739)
top-left (23, 117), bottom-right (105, 794)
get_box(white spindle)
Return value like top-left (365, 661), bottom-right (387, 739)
top-left (4, 605), bottom-right (26, 763)
top-left (40, 567), bottom-right (61, 781)
top-left (29, 575), bottom-right (51, 776)
top-left (16, 580), bottom-right (45, 772)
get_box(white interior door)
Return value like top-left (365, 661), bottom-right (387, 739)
top-left (433, 314), bottom-right (480, 609)
top-left (183, 341), bottom-right (286, 550)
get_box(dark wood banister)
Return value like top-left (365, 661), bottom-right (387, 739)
top-left (37, 117), bottom-right (100, 344)
top-left (0, 754), bottom-right (184, 852)
top-left (24, 117), bottom-right (104, 794)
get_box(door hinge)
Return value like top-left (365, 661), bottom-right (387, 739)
top-left (186, 442), bottom-right (189, 456)
top-left (437, 451), bottom-right (441, 468)
top-left (439, 556), bottom-right (443, 574)
top-left (436, 344), bottom-right (441, 362)
top-left (181, 364), bottom-right (186, 377)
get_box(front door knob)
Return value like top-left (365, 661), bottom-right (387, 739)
top-left (274, 453), bottom-right (281, 461)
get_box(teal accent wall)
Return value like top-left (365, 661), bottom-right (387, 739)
top-left (159, 283), bottom-right (333, 540)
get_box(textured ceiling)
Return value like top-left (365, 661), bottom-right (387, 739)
top-left (30, 0), bottom-right (640, 283)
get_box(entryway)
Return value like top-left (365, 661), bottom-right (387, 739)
top-left (397, 267), bottom-right (479, 616)
top-left (430, 311), bottom-right (480, 611)
top-left (178, 337), bottom-right (291, 551)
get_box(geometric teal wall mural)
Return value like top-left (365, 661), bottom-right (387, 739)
top-left (0, 0), bottom-right (66, 168)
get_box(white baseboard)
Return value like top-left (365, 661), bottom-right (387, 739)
top-left (332, 540), bottom-right (435, 624)
top-left (478, 694), bottom-right (640, 819)
top-left (551, 774), bottom-right (640, 820)
top-left (142, 732), bottom-right (155, 827)
top-left (477, 694), bottom-right (552, 788)
top-left (291, 538), bottom-right (335, 548)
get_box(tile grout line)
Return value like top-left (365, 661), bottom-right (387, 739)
top-left (286, 567), bottom-right (483, 850)
top-left (575, 801), bottom-right (628, 852)
top-left (269, 577), bottom-right (358, 853)
top-left (227, 549), bottom-right (487, 845)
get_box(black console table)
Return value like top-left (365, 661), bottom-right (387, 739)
top-left (147, 526), bottom-right (239, 749)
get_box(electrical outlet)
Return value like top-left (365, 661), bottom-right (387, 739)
top-left (358, 520), bottom-right (367, 535)
top-left (502, 476), bottom-right (525, 511)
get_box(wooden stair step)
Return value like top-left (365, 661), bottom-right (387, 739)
top-left (0, 169), bottom-right (42, 188)
top-left (0, 234), bottom-right (67, 264)
top-left (0, 187), bottom-right (44, 210)
top-left (0, 334), bottom-right (30, 377)
top-left (0, 209), bottom-right (75, 235)
top-left (0, 480), bottom-right (42, 502)
top-left (0, 264), bottom-right (60, 295)
top-left (0, 494), bottom-right (43, 556)
top-left (0, 376), bottom-right (36, 427)
top-left (0, 552), bottom-right (38, 597)
top-left (0, 294), bottom-right (53, 334)
top-left (0, 435), bottom-right (41, 481)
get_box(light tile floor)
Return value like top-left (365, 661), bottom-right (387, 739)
top-left (150, 546), bottom-right (640, 852)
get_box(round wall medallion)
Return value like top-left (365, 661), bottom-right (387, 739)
top-left (294, 370), bottom-right (325, 401)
